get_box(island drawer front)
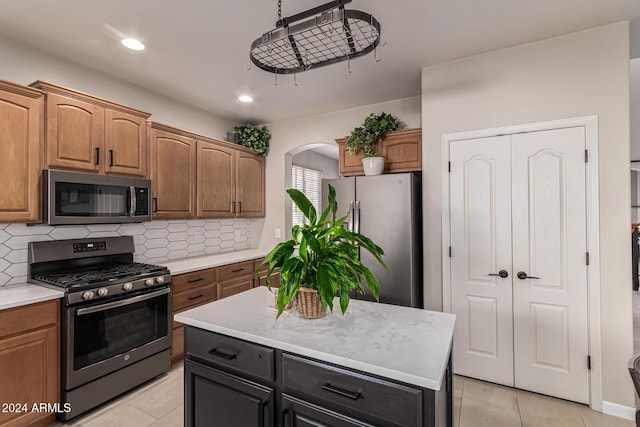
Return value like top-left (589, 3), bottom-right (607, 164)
top-left (217, 260), bottom-right (254, 282)
top-left (172, 284), bottom-right (216, 312)
top-left (186, 327), bottom-right (274, 382)
top-left (282, 353), bottom-right (423, 427)
top-left (172, 268), bottom-right (216, 294)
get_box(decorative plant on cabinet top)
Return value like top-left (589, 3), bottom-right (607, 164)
top-left (234, 124), bottom-right (271, 156)
top-left (346, 112), bottom-right (403, 158)
top-left (257, 184), bottom-right (388, 318)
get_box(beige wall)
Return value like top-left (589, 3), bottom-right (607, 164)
top-left (421, 22), bottom-right (633, 407)
top-left (254, 96), bottom-right (421, 250)
top-left (0, 35), bottom-right (234, 138)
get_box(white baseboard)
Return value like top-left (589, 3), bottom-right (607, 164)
top-left (602, 401), bottom-right (635, 420)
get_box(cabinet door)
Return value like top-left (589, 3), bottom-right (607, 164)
top-left (197, 140), bottom-right (235, 218)
top-left (236, 152), bottom-right (265, 218)
top-left (0, 325), bottom-right (58, 426)
top-left (282, 394), bottom-right (375, 427)
top-left (0, 89), bottom-right (42, 223)
top-left (46, 93), bottom-right (104, 172)
top-left (105, 109), bottom-right (147, 177)
top-left (185, 361), bottom-right (274, 427)
top-left (150, 129), bottom-right (196, 219)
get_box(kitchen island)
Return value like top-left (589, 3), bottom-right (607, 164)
top-left (175, 286), bottom-right (455, 427)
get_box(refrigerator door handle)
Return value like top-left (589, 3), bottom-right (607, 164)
top-left (346, 201), bottom-right (354, 231)
top-left (353, 201), bottom-right (360, 234)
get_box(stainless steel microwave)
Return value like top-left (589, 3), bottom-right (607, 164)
top-left (43, 169), bottom-right (152, 225)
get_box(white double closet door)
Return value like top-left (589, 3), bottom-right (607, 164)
top-left (449, 126), bottom-right (590, 404)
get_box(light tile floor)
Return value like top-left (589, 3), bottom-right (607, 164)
top-left (51, 362), bottom-right (632, 427)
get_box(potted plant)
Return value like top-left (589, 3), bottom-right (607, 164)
top-left (346, 112), bottom-right (403, 175)
top-left (234, 123), bottom-right (271, 156)
top-left (257, 185), bottom-right (387, 319)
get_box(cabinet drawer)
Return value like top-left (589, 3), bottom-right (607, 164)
top-left (282, 353), bottom-right (422, 427)
top-left (217, 260), bottom-right (253, 282)
top-left (172, 269), bottom-right (215, 294)
top-left (217, 279), bottom-right (252, 300)
top-left (186, 327), bottom-right (274, 382)
top-left (172, 284), bottom-right (215, 312)
top-left (0, 299), bottom-right (58, 338)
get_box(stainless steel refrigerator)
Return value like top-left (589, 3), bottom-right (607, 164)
top-left (322, 173), bottom-right (423, 308)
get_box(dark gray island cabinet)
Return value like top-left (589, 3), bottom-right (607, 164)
top-left (176, 287), bottom-right (455, 427)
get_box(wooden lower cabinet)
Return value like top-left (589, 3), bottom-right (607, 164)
top-left (170, 260), bottom-right (259, 364)
top-left (0, 300), bottom-right (59, 427)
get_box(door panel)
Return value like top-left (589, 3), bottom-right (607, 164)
top-left (449, 135), bottom-right (514, 386)
top-left (511, 127), bottom-right (589, 404)
top-left (105, 110), bottom-right (147, 177)
top-left (197, 140), bottom-right (234, 218)
top-left (236, 152), bottom-right (265, 217)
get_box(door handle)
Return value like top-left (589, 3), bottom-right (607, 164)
top-left (517, 271), bottom-right (540, 280)
top-left (95, 147), bottom-right (100, 165)
top-left (208, 348), bottom-right (237, 360)
top-left (109, 149), bottom-right (114, 166)
top-left (488, 270), bottom-right (509, 278)
top-left (321, 382), bottom-right (361, 400)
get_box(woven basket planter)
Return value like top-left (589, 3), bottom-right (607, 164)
top-left (296, 287), bottom-right (327, 319)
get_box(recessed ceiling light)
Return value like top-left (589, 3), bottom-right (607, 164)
top-left (239, 95), bottom-right (254, 103)
top-left (121, 38), bottom-right (145, 51)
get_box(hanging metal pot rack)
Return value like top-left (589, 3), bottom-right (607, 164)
top-left (249, 0), bottom-right (381, 76)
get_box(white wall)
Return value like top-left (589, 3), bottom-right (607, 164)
top-left (254, 95), bottom-right (421, 250)
top-left (292, 151), bottom-right (339, 179)
top-left (0, 35), bottom-right (235, 138)
top-left (421, 22), bottom-right (632, 408)
top-left (631, 58), bottom-right (640, 162)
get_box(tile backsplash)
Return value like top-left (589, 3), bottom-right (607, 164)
top-left (0, 219), bottom-right (251, 286)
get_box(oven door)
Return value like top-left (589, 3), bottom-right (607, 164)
top-left (63, 286), bottom-right (171, 390)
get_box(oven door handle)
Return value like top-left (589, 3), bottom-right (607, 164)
top-left (76, 287), bottom-right (170, 316)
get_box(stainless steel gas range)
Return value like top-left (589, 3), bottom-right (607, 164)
top-left (28, 236), bottom-right (171, 421)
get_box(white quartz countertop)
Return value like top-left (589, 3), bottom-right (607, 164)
top-left (0, 283), bottom-right (64, 311)
top-left (175, 287), bottom-right (456, 390)
top-left (162, 248), bottom-right (270, 275)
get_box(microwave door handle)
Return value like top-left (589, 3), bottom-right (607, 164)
top-left (129, 186), bottom-right (136, 216)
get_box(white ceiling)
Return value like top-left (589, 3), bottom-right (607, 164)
top-left (0, 0), bottom-right (639, 124)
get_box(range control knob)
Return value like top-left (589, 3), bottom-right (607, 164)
top-left (156, 276), bottom-right (165, 284)
top-left (122, 282), bottom-right (133, 291)
top-left (97, 288), bottom-right (109, 297)
top-left (82, 291), bottom-right (95, 301)
top-left (145, 278), bottom-right (155, 286)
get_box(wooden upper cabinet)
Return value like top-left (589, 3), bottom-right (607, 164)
top-left (105, 110), bottom-right (147, 177)
top-left (336, 128), bottom-right (422, 176)
top-left (197, 139), bottom-right (235, 218)
top-left (0, 80), bottom-right (44, 223)
top-left (149, 124), bottom-right (197, 219)
top-left (236, 151), bottom-right (265, 218)
top-left (45, 92), bottom-right (104, 173)
top-left (31, 81), bottom-right (150, 177)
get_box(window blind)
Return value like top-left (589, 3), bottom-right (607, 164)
top-left (291, 165), bottom-right (323, 227)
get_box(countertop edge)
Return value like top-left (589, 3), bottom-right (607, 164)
top-left (175, 313), bottom-right (444, 390)
top-left (162, 249), bottom-right (270, 275)
top-left (0, 284), bottom-right (64, 311)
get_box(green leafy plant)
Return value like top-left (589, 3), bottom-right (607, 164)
top-left (346, 112), bottom-right (403, 158)
top-left (257, 185), bottom-right (387, 318)
top-left (234, 124), bottom-right (271, 156)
